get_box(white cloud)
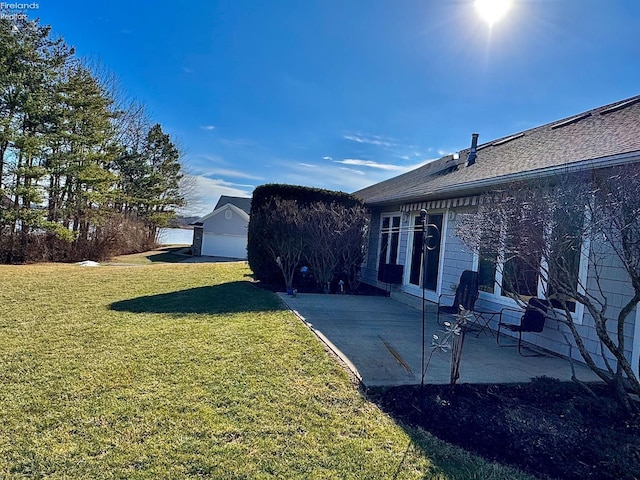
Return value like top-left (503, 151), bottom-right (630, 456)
top-left (334, 158), bottom-right (407, 171)
top-left (270, 159), bottom-right (395, 193)
top-left (322, 156), bottom-right (333, 161)
top-left (201, 168), bottom-right (264, 181)
top-left (298, 163), bottom-right (319, 168)
top-left (189, 160), bottom-right (264, 181)
top-left (199, 154), bottom-right (226, 164)
top-left (343, 133), bottom-right (398, 148)
top-left (338, 167), bottom-right (366, 175)
top-left (200, 125), bottom-right (216, 131)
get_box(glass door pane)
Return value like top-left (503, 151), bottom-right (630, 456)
top-left (409, 216), bottom-right (423, 286)
top-left (423, 214), bottom-right (442, 292)
top-left (408, 213), bottom-right (443, 291)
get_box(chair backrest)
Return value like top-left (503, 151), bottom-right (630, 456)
top-left (453, 270), bottom-right (479, 312)
top-left (521, 297), bottom-right (548, 332)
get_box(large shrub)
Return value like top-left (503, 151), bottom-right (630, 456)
top-left (247, 184), bottom-right (366, 288)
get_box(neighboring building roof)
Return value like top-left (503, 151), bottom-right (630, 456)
top-left (214, 195), bottom-right (251, 214)
top-left (194, 203), bottom-right (250, 226)
top-left (355, 95), bottom-right (640, 206)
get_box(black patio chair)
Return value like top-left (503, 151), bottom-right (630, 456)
top-left (497, 297), bottom-right (549, 356)
top-left (437, 270), bottom-right (479, 325)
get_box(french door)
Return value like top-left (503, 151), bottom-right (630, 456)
top-left (407, 213), bottom-right (443, 294)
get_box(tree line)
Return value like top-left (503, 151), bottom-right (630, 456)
top-left (0, 16), bottom-right (185, 263)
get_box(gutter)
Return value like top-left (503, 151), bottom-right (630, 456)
top-left (364, 150), bottom-right (640, 207)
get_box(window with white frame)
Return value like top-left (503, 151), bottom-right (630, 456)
top-left (379, 214), bottom-right (401, 266)
top-left (475, 204), bottom-right (588, 317)
top-left (544, 204), bottom-right (586, 313)
top-left (477, 244), bottom-right (498, 293)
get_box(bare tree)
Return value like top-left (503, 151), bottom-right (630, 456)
top-left (456, 164), bottom-right (640, 410)
top-left (303, 202), bottom-right (341, 293)
top-left (261, 198), bottom-right (306, 291)
top-left (302, 202), bottom-right (369, 293)
top-left (331, 203), bottom-right (369, 292)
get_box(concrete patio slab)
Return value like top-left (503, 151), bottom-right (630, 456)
top-left (279, 293), bottom-right (601, 388)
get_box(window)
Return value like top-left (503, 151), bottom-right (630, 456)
top-left (500, 203), bottom-right (542, 298)
top-left (379, 215), bottom-right (401, 266)
top-left (546, 208), bottom-right (584, 312)
top-left (501, 254), bottom-right (540, 297)
top-left (475, 201), bottom-right (587, 318)
top-left (478, 245), bottom-right (497, 293)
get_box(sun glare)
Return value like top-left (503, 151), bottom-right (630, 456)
top-left (474, 0), bottom-right (512, 26)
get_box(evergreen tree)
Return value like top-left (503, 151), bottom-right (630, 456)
top-left (0, 17), bottom-right (186, 262)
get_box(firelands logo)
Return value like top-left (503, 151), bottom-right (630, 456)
top-left (0, 2), bottom-right (39, 21)
top-left (0, 2), bottom-right (39, 8)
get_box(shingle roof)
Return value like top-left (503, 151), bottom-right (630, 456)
top-left (355, 95), bottom-right (640, 206)
top-left (214, 195), bottom-right (252, 214)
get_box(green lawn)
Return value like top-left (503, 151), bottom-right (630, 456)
top-left (0, 261), bottom-right (533, 479)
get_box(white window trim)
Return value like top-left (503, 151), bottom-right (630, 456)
top-left (472, 233), bottom-right (589, 325)
top-left (632, 303), bottom-right (640, 378)
top-left (402, 210), bottom-right (447, 299)
top-left (377, 212), bottom-right (402, 266)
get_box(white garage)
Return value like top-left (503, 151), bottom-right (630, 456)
top-left (191, 196), bottom-right (251, 259)
top-left (201, 232), bottom-right (247, 258)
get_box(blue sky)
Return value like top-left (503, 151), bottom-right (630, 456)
top-left (21, 0), bottom-right (640, 215)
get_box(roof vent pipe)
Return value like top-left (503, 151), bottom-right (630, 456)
top-left (467, 133), bottom-right (479, 166)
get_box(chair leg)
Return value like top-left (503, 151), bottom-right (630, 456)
top-left (496, 324), bottom-right (511, 347)
top-left (496, 324), bottom-right (520, 349)
top-left (518, 332), bottom-right (523, 355)
top-left (517, 332), bottom-right (545, 357)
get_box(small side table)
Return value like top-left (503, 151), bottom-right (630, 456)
top-left (469, 309), bottom-right (499, 337)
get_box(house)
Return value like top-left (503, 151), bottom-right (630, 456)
top-left (191, 195), bottom-right (251, 258)
top-left (354, 95), bottom-right (640, 375)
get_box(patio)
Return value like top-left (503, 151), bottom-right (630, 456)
top-left (278, 293), bottom-right (601, 388)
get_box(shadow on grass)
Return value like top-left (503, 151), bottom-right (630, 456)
top-left (145, 246), bottom-right (187, 263)
top-left (110, 281), bottom-right (285, 315)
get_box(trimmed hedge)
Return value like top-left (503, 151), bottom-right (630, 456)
top-left (247, 184), bottom-right (363, 285)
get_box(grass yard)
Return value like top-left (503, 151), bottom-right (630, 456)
top-left (0, 260), bottom-right (533, 479)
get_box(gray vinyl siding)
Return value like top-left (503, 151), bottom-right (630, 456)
top-left (439, 209), bottom-right (475, 297)
top-left (202, 207), bottom-right (247, 236)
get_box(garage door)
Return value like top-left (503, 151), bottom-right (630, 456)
top-left (201, 233), bottom-right (247, 259)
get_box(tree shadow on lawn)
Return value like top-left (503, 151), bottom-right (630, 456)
top-left (145, 246), bottom-right (188, 263)
top-left (110, 281), bottom-right (285, 315)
